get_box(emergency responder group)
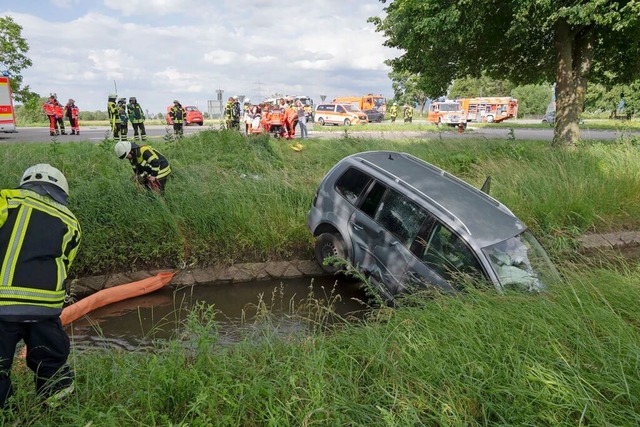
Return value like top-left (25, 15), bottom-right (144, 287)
top-left (107, 94), bottom-right (149, 142)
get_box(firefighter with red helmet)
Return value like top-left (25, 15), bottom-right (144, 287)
top-left (64, 99), bottom-right (80, 135)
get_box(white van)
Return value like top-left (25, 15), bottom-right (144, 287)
top-left (314, 103), bottom-right (368, 126)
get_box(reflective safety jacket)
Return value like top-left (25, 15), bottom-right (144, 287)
top-left (169, 105), bottom-right (185, 124)
top-left (130, 145), bottom-right (171, 179)
top-left (0, 189), bottom-right (81, 318)
top-left (108, 101), bottom-right (121, 124)
top-left (65, 104), bottom-right (79, 119)
top-left (54, 102), bottom-right (64, 119)
top-left (42, 101), bottom-right (55, 116)
top-left (389, 105), bottom-right (398, 118)
top-left (127, 103), bottom-right (145, 123)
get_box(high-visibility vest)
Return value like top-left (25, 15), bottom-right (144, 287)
top-left (130, 146), bottom-right (171, 179)
top-left (0, 189), bottom-right (81, 317)
top-left (43, 101), bottom-right (55, 116)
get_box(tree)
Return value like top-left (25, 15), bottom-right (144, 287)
top-left (0, 16), bottom-right (36, 103)
top-left (449, 75), bottom-right (514, 99)
top-left (388, 70), bottom-right (431, 114)
top-left (370, 1), bottom-right (640, 146)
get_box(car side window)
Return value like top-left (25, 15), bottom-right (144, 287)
top-left (412, 221), bottom-right (484, 283)
top-left (334, 168), bottom-right (372, 205)
top-left (337, 106), bottom-right (346, 113)
top-left (363, 186), bottom-right (429, 247)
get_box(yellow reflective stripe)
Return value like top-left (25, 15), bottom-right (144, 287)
top-left (0, 286), bottom-right (65, 299)
top-left (6, 191), bottom-right (77, 228)
top-left (20, 198), bottom-right (78, 230)
top-left (1, 205), bottom-right (31, 286)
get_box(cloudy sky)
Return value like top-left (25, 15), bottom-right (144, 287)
top-left (2, 0), bottom-right (399, 115)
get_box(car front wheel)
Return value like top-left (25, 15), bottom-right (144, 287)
top-left (344, 119), bottom-right (351, 126)
top-left (318, 117), bottom-right (325, 126)
top-left (314, 232), bottom-right (348, 274)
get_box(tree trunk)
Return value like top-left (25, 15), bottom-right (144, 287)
top-left (552, 21), bottom-right (595, 147)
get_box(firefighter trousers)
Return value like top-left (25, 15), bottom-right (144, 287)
top-left (0, 317), bottom-right (73, 408)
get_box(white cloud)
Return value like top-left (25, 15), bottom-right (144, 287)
top-left (4, 2), bottom-right (399, 114)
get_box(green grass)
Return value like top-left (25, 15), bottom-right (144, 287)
top-left (3, 265), bottom-right (639, 425)
top-left (2, 130), bottom-right (640, 425)
top-left (2, 130), bottom-right (640, 276)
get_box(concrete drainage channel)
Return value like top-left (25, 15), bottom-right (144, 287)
top-left (71, 259), bottom-right (328, 295)
top-left (71, 232), bottom-right (640, 295)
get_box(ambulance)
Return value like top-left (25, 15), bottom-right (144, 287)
top-left (0, 75), bottom-right (17, 133)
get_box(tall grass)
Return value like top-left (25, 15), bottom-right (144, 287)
top-left (1, 131), bottom-right (640, 276)
top-left (3, 265), bottom-right (639, 425)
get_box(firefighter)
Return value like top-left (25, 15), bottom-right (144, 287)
top-left (107, 94), bottom-right (121, 140)
top-left (64, 99), bottom-right (80, 135)
top-left (118, 98), bottom-right (129, 141)
top-left (0, 164), bottom-right (81, 409)
top-left (223, 97), bottom-right (235, 130)
top-left (231, 96), bottom-right (241, 130)
top-left (114, 141), bottom-right (171, 192)
top-left (127, 97), bottom-right (147, 142)
top-left (53, 98), bottom-right (67, 135)
top-left (169, 100), bottom-right (186, 138)
top-left (389, 102), bottom-right (398, 123)
top-left (403, 104), bottom-right (413, 123)
top-left (42, 95), bottom-right (57, 136)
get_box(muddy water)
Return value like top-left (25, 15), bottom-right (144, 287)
top-left (67, 275), bottom-right (371, 351)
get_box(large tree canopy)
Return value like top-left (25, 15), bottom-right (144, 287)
top-left (0, 15), bottom-right (35, 103)
top-left (370, 0), bottom-right (640, 146)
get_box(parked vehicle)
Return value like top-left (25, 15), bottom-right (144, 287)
top-left (307, 151), bottom-right (560, 300)
top-left (314, 103), bottom-right (368, 126)
top-left (332, 94), bottom-right (387, 113)
top-left (427, 100), bottom-right (464, 127)
top-left (363, 109), bottom-right (384, 123)
top-left (541, 110), bottom-right (555, 125)
top-left (457, 97), bottom-right (518, 123)
top-left (165, 105), bottom-right (204, 126)
top-left (0, 75), bottom-right (17, 133)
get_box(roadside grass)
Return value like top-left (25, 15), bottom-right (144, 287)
top-left (1, 130), bottom-right (640, 276)
top-left (3, 264), bottom-right (639, 425)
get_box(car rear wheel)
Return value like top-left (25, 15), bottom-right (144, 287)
top-left (344, 119), bottom-right (351, 126)
top-left (198, 122), bottom-right (203, 126)
top-left (318, 118), bottom-right (325, 126)
top-left (314, 232), bottom-right (348, 274)
top-left (486, 115), bottom-right (495, 123)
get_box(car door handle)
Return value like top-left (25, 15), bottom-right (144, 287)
top-left (352, 223), bottom-right (363, 231)
top-left (389, 240), bottom-right (398, 246)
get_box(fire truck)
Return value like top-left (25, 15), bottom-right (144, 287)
top-left (427, 100), bottom-right (465, 127)
top-left (457, 97), bottom-right (518, 123)
top-left (0, 75), bottom-right (17, 133)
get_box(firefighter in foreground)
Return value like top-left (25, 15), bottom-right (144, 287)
top-left (0, 164), bottom-right (81, 409)
top-left (114, 141), bottom-right (171, 192)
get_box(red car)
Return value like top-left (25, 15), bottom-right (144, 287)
top-left (165, 105), bottom-right (204, 126)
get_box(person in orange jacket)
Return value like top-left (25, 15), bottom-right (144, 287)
top-left (42, 95), bottom-right (57, 136)
top-left (64, 99), bottom-right (80, 135)
top-left (53, 99), bottom-right (66, 135)
top-left (283, 98), bottom-right (298, 139)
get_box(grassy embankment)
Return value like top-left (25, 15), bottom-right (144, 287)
top-left (1, 130), bottom-right (640, 425)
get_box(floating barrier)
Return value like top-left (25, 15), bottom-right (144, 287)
top-left (61, 271), bottom-right (175, 325)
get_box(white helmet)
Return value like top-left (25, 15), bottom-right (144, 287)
top-left (114, 141), bottom-right (132, 159)
top-left (20, 164), bottom-right (69, 195)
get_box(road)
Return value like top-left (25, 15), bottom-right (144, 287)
top-left (0, 121), bottom-right (632, 143)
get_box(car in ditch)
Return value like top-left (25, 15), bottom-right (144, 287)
top-left (307, 151), bottom-right (560, 300)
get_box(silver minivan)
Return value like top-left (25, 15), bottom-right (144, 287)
top-left (307, 151), bottom-right (559, 299)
